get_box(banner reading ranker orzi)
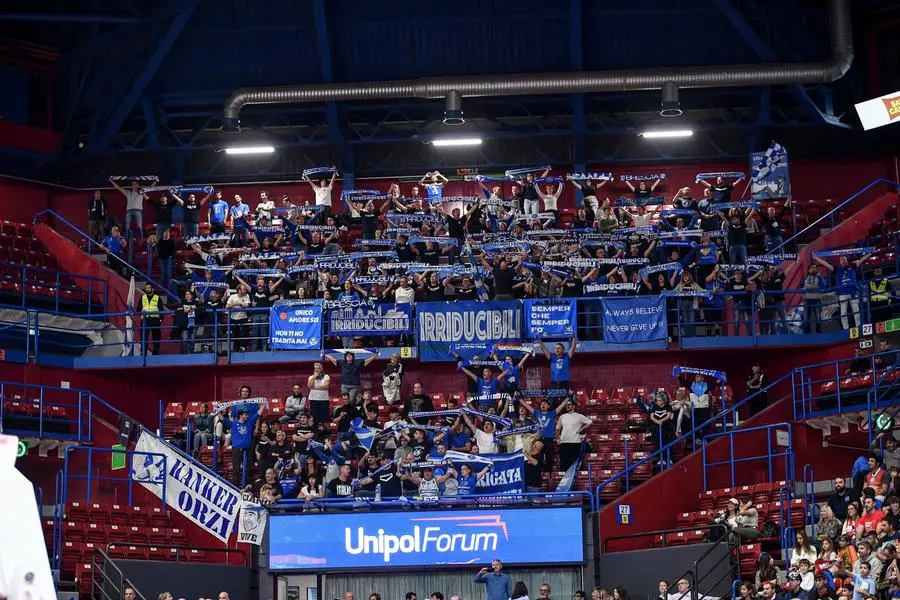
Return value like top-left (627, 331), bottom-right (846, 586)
top-left (600, 296), bottom-right (667, 344)
top-left (269, 300), bottom-right (323, 350)
top-left (130, 431), bottom-right (240, 543)
top-left (416, 301), bottom-right (523, 362)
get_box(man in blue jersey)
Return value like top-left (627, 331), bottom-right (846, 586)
top-left (460, 365), bottom-right (508, 403)
top-left (520, 395), bottom-right (558, 472)
top-left (419, 170), bottom-right (449, 200)
top-left (539, 338), bottom-right (576, 390)
top-left (221, 405), bottom-right (262, 485)
top-left (229, 194), bottom-right (252, 244)
top-left (813, 251), bottom-right (873, 330)
top-left (208, 191), bottom-right (229, 234)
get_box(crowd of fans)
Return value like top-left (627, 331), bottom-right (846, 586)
top-left (724, 438), bottom-right (900, 600)
top-left (83, 169), bottom-right (896, 355)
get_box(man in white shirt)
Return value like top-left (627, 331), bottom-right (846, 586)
top-left (109, 177), bottom-right (149, 239)
top-left (461, 412), bottom-right (498, 455)
top-left (0, 434), bottom-right (56, 600)
top-left (304, 169), bottom-right (337, 210)
top-left (393, 277), bottom-right (416, 304)
top-left (556, 399), bottom-right (592, 471)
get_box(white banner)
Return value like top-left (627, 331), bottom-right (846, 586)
top-left (238, 492), bottom-right (268, 546)
top-left (130, 431), bottom-right (240, 543)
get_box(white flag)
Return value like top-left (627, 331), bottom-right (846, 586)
top-left (238, 492), bottom-right (267, 546)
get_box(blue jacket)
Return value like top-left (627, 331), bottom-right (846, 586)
top-left (474, 571), bottom-right (511, 600)
top-left (222, 412), bottom-right (259, 449)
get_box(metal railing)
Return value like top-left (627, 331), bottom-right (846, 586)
top-left (768, 178), bottom-right (899, 256)
top-left (273, 490), bottom-right (592, 512)
top-left (594, 370), bottom-right (795, 508)
top-left (791, 349), bottom-right (899, 420)
top-left (0, 261), bottom-right (108, 314)
top-left (33, 209), bottom-right (179, 303)
top-left (0, 381), bottom-right (91, 441)
top-left (701, 422), bottom-right (795, 490)
top-left (90, 547), bottom-right (150, 600)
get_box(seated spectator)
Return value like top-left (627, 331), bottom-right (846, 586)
top-left (280, 384), bottom-right (306, 424)
top-left (830, 478), bottom-right (853, 521)
top-left (192, 403), bottom-right (213, 457)
top-left (817, 538), bottom-right (841, 583)
top-left (326, 464), bottom-right (354, 498)
top-left (853, 542), bottom-right (882, 579)
top-left (792, 531), bottom-right (819, 569)
top-left (843, 503), bottom-right (862, 539)
top-left (244, 467), bottom-right (284, 503)
top-left (817, 506), bottom-right (844, 541)
top-left (755, 552), bottom-right (780, 591)
top-left (858, 496), bottom-right (886, 536)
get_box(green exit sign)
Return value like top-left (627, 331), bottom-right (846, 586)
top-left (886, 318), bottom-right (900, 333)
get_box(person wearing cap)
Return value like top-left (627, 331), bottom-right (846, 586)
top-left (401, 463), bottom-right (455, 499)
top-left (727, 497), bottom-right (760, 541)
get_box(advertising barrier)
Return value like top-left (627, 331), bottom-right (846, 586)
top-left (268, 507), bottom-right (584, 571)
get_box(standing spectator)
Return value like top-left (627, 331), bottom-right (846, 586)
top-left (173, 290), bottom-right (201, 353)
top-left (746, 365), bottom-right (769, 416)
top-left (307, 362), bottom-right (332, 425)
top-left (851, 562), bottom-right (875, 600)
top-left (814, 252), bottom-right (873, 331)
top-left (864, 455), bottom-right (890, 505)
top-left (520, 396), bottom-right (558, 471)
top-left (240, 276), bottom-right (283, 351)
top-left (524, 439), bottom-right (545, 492)
top-left (556, 399), bottom-right (592, 471)
top-left (474, 560), bottom-right (511, 600)
top-left (868, 268), bottom-right (893, 324)
top-left (101, 226), bottom-right (129, 277)
top-left (87, 190), bottom-right (108, 243)
top-left (149, 194), bottom-right (175, 240)
top-left (192, 403), bottom-right (213, 457)
top-left (689, 374), bottom-right (711, 439)
top-left (461, 411), bottom-right (499, 455)
top-left (325, 351), bottom-right (379, 405)
top-left (759, 197), bottom-right (792, 252)
top-left (539, 338), bottom-right (576, 390)
top-left (109, 177), bottom-right (148, 239)
top-left (801, 264), bottom-right (828, 334)
top-left (221, 407), bottom-right (262, 485)
top-left (226, 284), bottom-right (252, 352)
top-left (403, 382), bottom-right (434, 424)
top-left (155, 228), bottom-right (175, 288)
top-left (172, 190), bottom-right (210, 239)
top-left (717, 208), bottom-right (755, 264)
top-left (649, 393), bottom-right (675, 466)
top-left (382, 354), bottom-right (404, 405)
top-left (208, 192), bottom-right (229, 233)
top-left (140, 283), bottom-right (164, 355)
top-left (280, 384), bottom-right (307, 424)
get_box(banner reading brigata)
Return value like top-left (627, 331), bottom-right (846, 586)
top-left (472, 451), bottom-right (525, 495)
top-left (130, 431), bottom-right (240, 543)
top-left (417, 301), bottom-right (522, 362)
top-left (269, 300), bottom-right (322, 350)
top-left (601, 296), bottom-right (666, 343)
top-left (327, 302), bottom-right (413, 337)
top-left (524, 299), bottom-right (576, 338)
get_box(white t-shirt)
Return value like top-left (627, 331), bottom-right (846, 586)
top-left (418, 477), bottom-right (440, 498)
top-left (629, 212), bottom-right (652, 227)
top-left (539, 188), bottom-right (562, 211)
top-left (226, 293), bottom-right (251, 320)
top-left (557, 411), bottom-right (592, 443)
top-left (395, 286), bottom-right (415, 304)
top-left (473, 429), bottom-right (498, 454)
top-left (314, 184), bottom-right (333, 206)
top-left (124, 190), bottom-right (144, 211)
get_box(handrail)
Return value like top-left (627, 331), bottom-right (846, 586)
top-left (32, 208), bottom-right (179, 302)
top-left (593, 370), bottom-right (794, 505)
top-left (767, 178), bottom-right (899, 255)
top-left (602, 525), bottom-right (714, 552)
top-left (90, 547), bottom-right (149, 600)
top-left (104, 541), bottom-right (249, 566)
top-left (274, 490), bottom-right (591, 511)
top-left (701, 422), bottom-right (794, 490)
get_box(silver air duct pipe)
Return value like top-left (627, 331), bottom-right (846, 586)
top-left (221, 0), bottom-right (852, 131)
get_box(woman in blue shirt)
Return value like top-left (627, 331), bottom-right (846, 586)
top-left (456, 463), bottom-right (491, 496)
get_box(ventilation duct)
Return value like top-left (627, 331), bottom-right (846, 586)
top-left (221, 0), bottom-right (852, 130)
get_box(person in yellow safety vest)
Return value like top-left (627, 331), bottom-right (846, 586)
top-left (140, 283), bottom-right (164, 355)
top-left (869, 267), bottom-right (892, 324)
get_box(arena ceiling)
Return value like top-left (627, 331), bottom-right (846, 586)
top-left (0, 0), bottom-right (898, 185)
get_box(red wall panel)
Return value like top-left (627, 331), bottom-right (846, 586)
top-left (0, 177), bottom-right (49, 223)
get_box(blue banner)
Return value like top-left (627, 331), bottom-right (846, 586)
top-left (268, 506), bottom-right (584, 570)
top-left (269, 301), bottom-right (323, 349)
top-left (601, 296), bottom-right (667, 344)
top-left (750, 141), bottom-right (791, 200)
top-left (417, 301), bottom-right (523, 362)
top-left (524, 299), bottom-right (577, 338)
top-left (327, 302), bottom-right (413, 337)
top-left (453, 451), bottom-right (524, 495)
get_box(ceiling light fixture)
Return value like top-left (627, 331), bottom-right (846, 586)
top-left (638, 129), bottom-right (694, 139)
top-left (430, 137), bottom-right (483, 147)
top-left (443, 90), bottom-right (465, 125)
top-left (660, 81), bottom-right (683, 118)
top-left (224, 145), bottom-right (276, 155)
